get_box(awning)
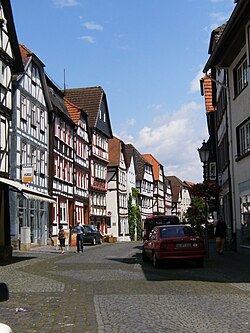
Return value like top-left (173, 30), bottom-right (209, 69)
top-left (0, 177), bottom-right (56, 203)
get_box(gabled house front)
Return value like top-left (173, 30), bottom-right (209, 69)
top-left (9, 44), bottom-right (55, 250)
top-left (143, 154), bottom-right (165, 215)
top-left (124, 145), bottom-right (136, 198)
top-left (166, 176), bottom-right (191, 222)
top-left (65, 86), bottom-right (113, 234)
top-left (164, 176), bottom-right (173, 215)
top-left (125, 144), bottom-right (154, 223)
top-left (0, 0), bottom-right (23, 257)
top-left (46, 77), bottom-right (75, 244)
top-left (107, 136), bottom-right (129, 240)
top-left (64, 98), bottom-right (91, 229)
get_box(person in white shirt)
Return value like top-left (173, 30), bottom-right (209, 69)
top-left (75, 221), bottom-right (84, 253)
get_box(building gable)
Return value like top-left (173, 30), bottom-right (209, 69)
top-left (64, 86), bottom-right (113, 139)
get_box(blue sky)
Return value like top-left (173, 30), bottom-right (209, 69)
top-left (11, 0), bottom-right (235, 183)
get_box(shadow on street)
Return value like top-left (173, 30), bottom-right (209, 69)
top-left (107, 242), bottom-right (250, 284)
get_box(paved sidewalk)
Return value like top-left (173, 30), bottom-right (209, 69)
top-left (0, 241), bottom-right (250, 333)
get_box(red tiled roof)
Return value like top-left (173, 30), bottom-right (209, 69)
top-left (184, 181), bottom-right (195, 187)
top-left (64, 98), bottom-right (81, 124)
top-left (108, 136), bottom-right (122, 167)
top-left (143, 154), bottom-right (161, 181)
top-left (19, 44), bottom-right (32, 67)
top-left (64, 87), bottom-right (103, 128)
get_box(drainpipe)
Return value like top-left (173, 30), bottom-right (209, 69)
top-left (204, 71), bottom-right (237, 250)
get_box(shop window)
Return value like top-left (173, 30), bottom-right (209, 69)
top-left (241, 195), bottom-right (250, 246)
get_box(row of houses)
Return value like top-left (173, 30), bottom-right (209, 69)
top-left (0, 0), bottom-right (192, 257)
top-left (200, 0), bottom-right (250, 253)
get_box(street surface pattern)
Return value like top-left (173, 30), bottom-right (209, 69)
top-left (0, 241), bottom-right (250, 332)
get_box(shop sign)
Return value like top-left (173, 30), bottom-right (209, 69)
top-left (22, 166), bottom-right (34, 183)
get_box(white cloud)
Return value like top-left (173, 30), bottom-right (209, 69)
top-left (189, 68), bottom-right (204, 93)
top-left (123, 101), bottom-right (208, 183)
top-left (147, 103), bottom-right (164, 111)
top-left (127, 118), bottom-right (136, 126)
top-left (83, 21), bottom-right (103, 31)
top-left (52, 0), bottom-right (79, 8)
top-left (77, 36), bottom-right (95, 43)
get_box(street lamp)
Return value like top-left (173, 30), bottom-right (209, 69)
top-left (198, 140), bottom-right (210, 180)
top-left (198, 140), bottom-right (210, 257)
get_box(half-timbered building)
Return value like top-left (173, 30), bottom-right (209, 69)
top-left (164, 176), bottom-right (173, 215)
top-left (124, 144), bottom-right (154, 223)
top-left (166, 176), bottom-right (191, 222)
top-left (65, 87), bottom-right (113, 234)
top-left (46, 77), bottom-right (75, 243)
top-left (143, 154), bottom-right (165, 215)
top-left (64, 98), bottom-right (91, 229)
top-left (9, 44), bottom-right (54, 250)
top-left (0, 0), bottom-right (23, 257)
top-left (107, 136), bottom-right (129, 240)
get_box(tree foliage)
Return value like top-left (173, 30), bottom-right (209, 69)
top-left (128, 188), bottom-right (142, 241)
top-left (186, 196), bottom-right (205, 235)
top-left (190, 181), bottom-right (222, 198)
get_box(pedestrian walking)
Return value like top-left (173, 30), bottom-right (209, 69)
top-left (75, 221), bottom-right (84, 253)
top-left (58, 224), bottom-right (65, 254)
top-left (215, 216), bottom-right (227, 255)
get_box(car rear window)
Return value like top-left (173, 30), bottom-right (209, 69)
top-left (160, 226), bottom-right (196, 238)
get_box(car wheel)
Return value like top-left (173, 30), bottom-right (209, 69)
top-left (152, 252), bottom-right (160, 268)
top-left (142, 248), bottom-right (149, 262)
top-left (196, 258), bottom-right (204, 267)
top-left (92, 237), bottom-right (96, 245)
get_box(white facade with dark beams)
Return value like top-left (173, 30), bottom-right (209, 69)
top-left (9, 44), bottom-right (53, 250)
top-left (64, 98), bottom-right (91, 230)
top-left (65, 87), bottom-right (113, 235)
top-left (46, 78), bottom-right (75, 245)
top-left (0, 0), bottom-right (23, 258)
top-left (203, 0), bottom-right (250, 251)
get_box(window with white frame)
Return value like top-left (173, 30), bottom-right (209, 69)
top-left (96, 134), bottom-right (106, 150)
top-left (59, 201), bottom-right (67, 223)
top-left (21, 141), bottom-right (27, 165)
top-left (209, 162), bottom-right (216, 180)
top-left (0, 25), bottom-right (3, 49)
top-left (234, 56), bottom-right (248, 96)
top-left (31, 147), bottom-right (36, 171)
top-left (94, 163), bottom-right (106, 180)
top-left (1, 61), bottom-right (7, 86)
top-left (54, 157), bottom-right (58, 177)
top-left (20, 95), bottom-right (27, 120)
top-left (40, 151), bottom-right (45, 175)
top-left (238, 119), bottom-right (250, 157)
top-left (31, 103), bottom-right (36, 126)
top-left (0, 85), bottom-right (7, 108)
top-left (40, 108), bottom-right (45, 132)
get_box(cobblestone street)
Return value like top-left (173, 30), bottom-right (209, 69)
top-left (0, 241), bottom-right (250, 333)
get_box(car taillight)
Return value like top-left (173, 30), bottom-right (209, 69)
top-left (160, 242), bottom-right (168, 250)
top-left (193, 241), bottom-right (204, 248)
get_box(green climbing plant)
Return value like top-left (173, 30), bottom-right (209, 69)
top-left (128, 188), bottom-right (142, 241)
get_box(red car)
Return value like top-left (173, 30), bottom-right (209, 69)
top-left (142, 225), bottom-right (205, 267)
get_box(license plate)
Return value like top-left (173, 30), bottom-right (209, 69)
top-left (176, 243), bottom-right (192, 248)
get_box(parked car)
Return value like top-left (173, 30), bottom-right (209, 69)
top-left (142, 225), bottom-right (205, 267)
top-left (143, 215), bottom-right (180, 240)
top-left (0, 283), bottom-right (12, 332)
top-left (71, 224), bottom-right (103, 246)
